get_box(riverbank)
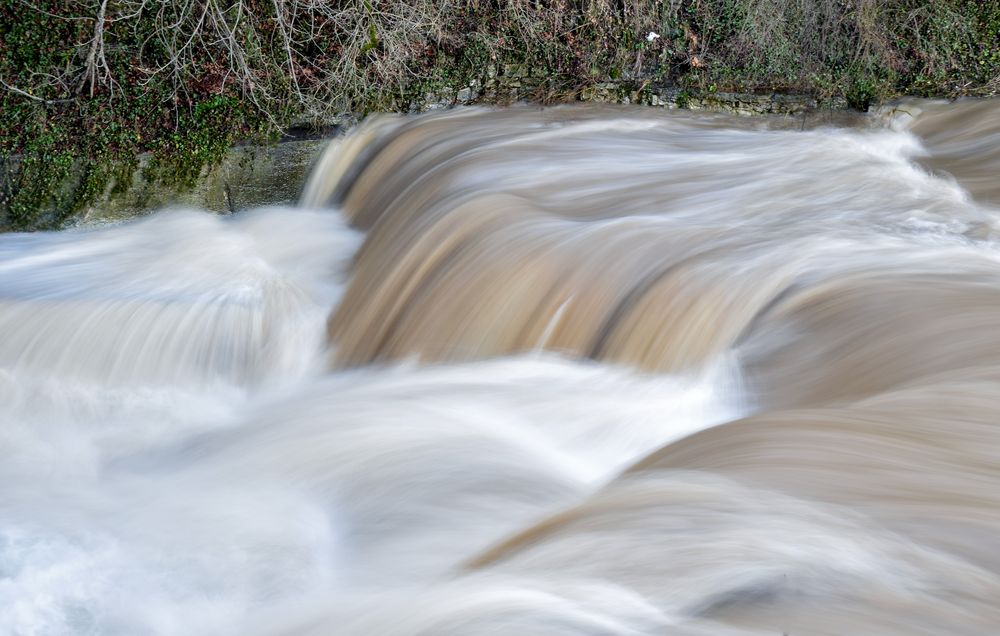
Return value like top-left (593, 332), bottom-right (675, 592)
top-left (2, 0), bottom-right (998, 230)
top-left (14, 88), bottom-right (867, 230)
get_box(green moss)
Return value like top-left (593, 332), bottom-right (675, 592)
top-left (0, 0), bottom-right (275, 230)
top-left (2, 0), bottom-right (998, 230)
top-left (675, 89), bottom-right (692, 109)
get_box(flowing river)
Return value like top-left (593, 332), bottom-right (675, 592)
top-left (2, 99), bottom-right (1000, 635)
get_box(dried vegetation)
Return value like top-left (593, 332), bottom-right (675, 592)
top-left (2, 0), bottom-right (999, 228)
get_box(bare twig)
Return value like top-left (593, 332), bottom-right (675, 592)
top-left (1, 79), bottom-right (74, 105)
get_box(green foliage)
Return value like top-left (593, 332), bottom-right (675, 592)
top-left (0, 0), bottom-right (272, 229)
top-left (1, 0), bottom-right (998, 230)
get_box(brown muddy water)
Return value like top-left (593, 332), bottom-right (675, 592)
top-left (1, 99), bottom-right (999, 635)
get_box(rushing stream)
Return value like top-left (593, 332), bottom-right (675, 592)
top-left (2, 99), bottom-right (1000, 635)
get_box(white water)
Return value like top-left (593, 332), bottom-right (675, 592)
top-left (0, 205), bottom-right (738, 635)
top-left (3, 102), bottom-right (1000, 635)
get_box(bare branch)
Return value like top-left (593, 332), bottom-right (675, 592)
top-left (0, 79), bottom-right (74, 105)
top-left (77, 0), bottom-right (111, 97)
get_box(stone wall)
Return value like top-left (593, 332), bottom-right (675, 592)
top-left (413, 65), bottom-right (850, 116)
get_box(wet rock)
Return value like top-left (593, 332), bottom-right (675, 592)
top-left (77, 139), bottom-right (325, 226)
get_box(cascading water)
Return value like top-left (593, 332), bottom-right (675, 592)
top-left (1, 98), bottom-right (999, 635)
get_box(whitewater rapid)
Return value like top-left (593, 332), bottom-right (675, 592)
top-left (2, 99), bottom-right (1000, 635)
